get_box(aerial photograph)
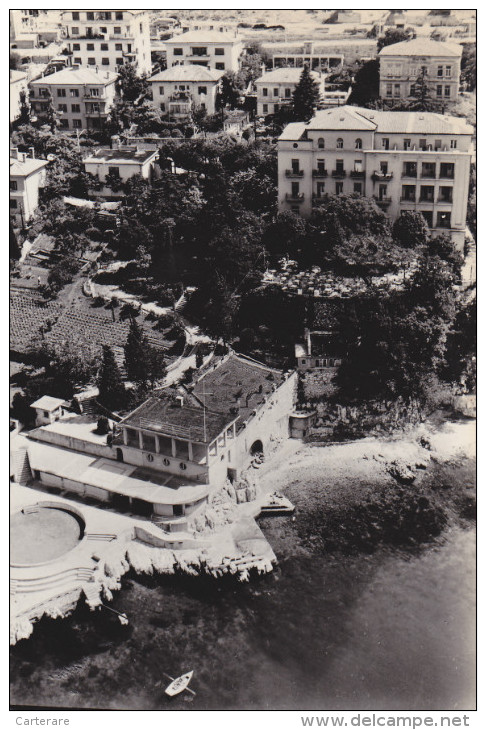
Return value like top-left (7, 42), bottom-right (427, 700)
top-left (9, 7), bottom-right (476, 714)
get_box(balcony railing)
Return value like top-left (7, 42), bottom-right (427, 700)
top-left (285, 169), bottom-right (304, 178)
top-left (402, 169), bottom-right (417, 178)
top-left (437, 197), bottom-right (453, 204)
top-left (331, 169), bottom-right (346, 178)
top-left (286, 193), bottom-right (304, 202)
top-left (400, 197), bottom-right (416, 203)
top-left (421, 171), bottom-right (437, 179)
top-left (372, 171), bottom-right (393, 181)
top-left (373, 196), bottom-right (392, 207)
top-left (350, 170), bottom-right (364, 178)
top-left (312, 169), bottom-right (328, 178)
top-left (419, 197), bottom-right (435, 203)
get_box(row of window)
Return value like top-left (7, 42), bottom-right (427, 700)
top-left (56, 103), bottom-right (103, 113)
top-left (313, 137), bottom-right (457, 151)
top-left (70, 26), bottom-right (128, 35)
top-left (172, 46), bottom-right (225, 55)
top-left (55, 87), bottom-right (102, 97)
top-left (71, 11), bottom-right (125, 21)
top-left (288, 160), bottom-right (455, 179)
top-left (71, 41), bottom-right (129, 52)
top-left (72, 56), bottom-right (126, 66)
top-left (385, 64), bottom-right (453, 78)
top-left (401, 185), bottom-right (453, 203)
top-left (157, 85), bottom-right (208, 95)
top-left (262, 87), bottom-right (293, 98)
top-left (385, 83), bottom-right (452, 98)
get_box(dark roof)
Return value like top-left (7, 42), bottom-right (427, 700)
top-left (120, 394), bottom-right (231, 444)
top-left (121, 353), bottom-right (286, 443)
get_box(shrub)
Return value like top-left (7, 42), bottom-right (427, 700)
top-left (96, 415), bottom-right (110, 435)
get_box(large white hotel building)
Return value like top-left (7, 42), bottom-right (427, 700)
top-left (277, 105), bottom-right (473, 250)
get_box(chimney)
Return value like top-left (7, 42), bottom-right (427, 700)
top-left (29, 147), bottom-right (35, 159)
top-left (176, 395), bottom-right (184, 408)
top-left (10, 147), bottom-right (19, 160)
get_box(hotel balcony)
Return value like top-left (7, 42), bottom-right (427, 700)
top-left (373, 196), bottom-right (392, 208)
top-left (349, 170), bottom-right (365, 179)
top-left (331, 169), bottom-right (346, 178)
top-left (402, 170), bottom-right (417, 179)
top-left (312, 169), bottom-right (328, 178)
top-left (372, 171), bottom-right (393, 182)
top-left (286, 192), bottom-right (304, 202)
top-left (285, 169), bottom-right (304, 178)
top-left (400, 197), bottom-right (416, 203)
top-left (436, 197), bottom-right (453, 204)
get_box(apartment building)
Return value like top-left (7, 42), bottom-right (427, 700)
top-left (277, 105), bottom-right (473, 250)
top-left (164, 30), bottom-right (244, 73)
top-left (60, 9), bottom-right (151, 76)
top-left (150, 65), bottom-right (224, 118)
top-left (29, 67), bottom-right (117, 132)
top-left (255, 67), bottom-right (325, 117)
top-left (10, 148), bottom-right (49, 226)
top-left (379, 39), bottom-right (463, 102)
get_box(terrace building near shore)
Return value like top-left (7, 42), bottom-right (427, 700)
top-left (277, 105), bottom-right (473, 250)
top-left (29, 66), bottom-right (117, 132)
top-left (378, 39), bottom-right (463, 103)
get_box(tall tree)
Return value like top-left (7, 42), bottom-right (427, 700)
top-left (97, 345), bottom-right (126, 411)
top-left (392, 211), bottom-right (429, 248)
top-left (409, 68), bottom-right (441, 112)
top-left (124, 320), bottom-right (166, 389)
top-left (17, 90), bottom-right (31, 126)
top-left (292, 65), bottom-right (321, 122)
top-left (116, 63), bottom-right (149, 103)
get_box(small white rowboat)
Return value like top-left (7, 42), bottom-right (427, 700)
top-left (165, 671), bottom-right (195, 697)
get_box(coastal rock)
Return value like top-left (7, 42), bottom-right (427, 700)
top-left (388, 460), bottom-right (416, 484)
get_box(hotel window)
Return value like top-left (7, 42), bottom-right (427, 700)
top-left (160, 103), bottom-right (165, 111)
top-left (318, 137), bottom-right (325, 149)
top-left (87, 12), bottom-right (94, 20)
top-left (421, 162), bottom-right (436, 178)
top-left (419, 138), bottom-right (427, 150)
top-left (378, 184), bottom-right (387, 200)
top-left (10, 180), bottom-right (18, 191)
top-left (159, 86), bottom-right (165, 95)
top-left (436, 211), bottom-right (451, 228)
top-left (401, 185), bottom-right (416, 201)
top-left (436, 85), bottom-right (443, 97)
top-left (394, 84), bottom-right (400, 97)
top-left (174, 48), bottom-right (183, 55)
top-left (410, 84), bottom-right (415, 96)
top-left (353, 182), bottom-right (362, 194)
top-left (336, 138), bottom-right (343, 149)
top-left (380, 161), bottom-right (388, 174)
top-left (445, 65), bottom-right (452, 77)
top-left (87, 43), bottom-right (95, 51)
top-left (57, 88), bottom-right (66, 97)
top-left (434, 139), bottom-right (442, 150)
top-left (215, 63), bottom-right (225, 70)
top-left (215, 48), bottom-right (225, 55)
top-left (450, 139), bottom-right (457, 149)
top-left (116, 58), bottom-right (123, 65)
top-left (114, 27), bottom-right (122, 34)
top-left (70, 88), bottom-right (79, 97)
top-left (90, 88), bottom-right (100, 96)
top-left (116, 12), bottom-right (123, 20)
top-left (386, 83), bottom-right (392, 97)
top-left (420, 185), bottom-right (434, 202)
top-left (335, 159), bottom-right (344, 173)
top-left (317, 158), bottom-right (326, 173)
top-left (101, 43), bottom-right (109, 51)
top-left (59, 119), bottom-right (69, 129)
top-left (71, 104), bottom-right (80, 112)
top-left (74, 57), bottom-right (82, 64)
top-left (72, 11), bottom-right (79, 20)
top-left (72, 119), bottom-right (81, 128)
top-left (198, 86), bottom-right (207, 95)
top-left (353, 160), bottom-right (362, 172)
top-left (262, 87), bottom-right (268, 96)
top-left (116, 43), bottom-right (123, 51)
top-left (263, 104), bottom-right (268, 113)
top-left (444, 85), bottom-right (451, 98)
top-left (421, 211), bottom-right (433, 227)
top-left (437, 65), bottom-right (443, 77)
top-left (440, 162), bottom-right (454, 179)
top-left (355, 138), bottom-right (362, 149)
top-left (143, 434), bottom-right (157, 453)
top-left (102, 58), bottom-right (110, 65)
top-left (382, 138), bottom-right (389, 150)
top-left (273, 87), bottom-right (279, 96)
top-left (58, 103), bottom-right (67, 112)
top-left (316, 181), bottom-right (325, 197)
top-left (291, 181), bottom-right (300, 197)
top-left (100, 27), bottom-right (107, 34)
top-left (335, 181), bottom-right (343, 195)
top-left (71, 27), bottom-right (79, 35)
top-left (10, 199), bottom-right (18, 209)
top-left (88, 58), bottom-right (96, 65)
top-left (73, 43), bottom-right (80, 51)
top-left (108, 166), bottom-right (120, 177)
top-left (438, 186), bottom-right (453, 203)
top-left (291, 158), bottom-right (300, 174)
top-left (403, 138), bottom-right (411, 150)
top-left (285, 88), bottom-right (291, 98)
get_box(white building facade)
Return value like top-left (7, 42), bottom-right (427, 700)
top-left (277, 105), bottom-right (473, 250)
top-left (255, 67), bottom-right (325, 117)
top-left (10, 69), bottom-right (28, 123)
top-left (164, 30), bottom-right (244, 73)
top-left (379, 39), bottom-right (463, 103)
top-left (83, 147), bottom-right (159, 196)
top-left (150, 65), bottom-right (224, 118)
top-left (29, 67), bottom-right (117, 132)
top-left (10, 148), bottom-right (49, 226)
top-left (61, 9), bottom-right (151, 76)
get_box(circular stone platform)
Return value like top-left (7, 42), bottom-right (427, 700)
top-left (10, 505), bottom-right (84, 566)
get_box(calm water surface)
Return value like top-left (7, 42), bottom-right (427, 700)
top-left (11, 509), bottom-right (475, 711)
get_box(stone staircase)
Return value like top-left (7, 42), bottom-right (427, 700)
top-left (85, 533), bottom-right (117, 542)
